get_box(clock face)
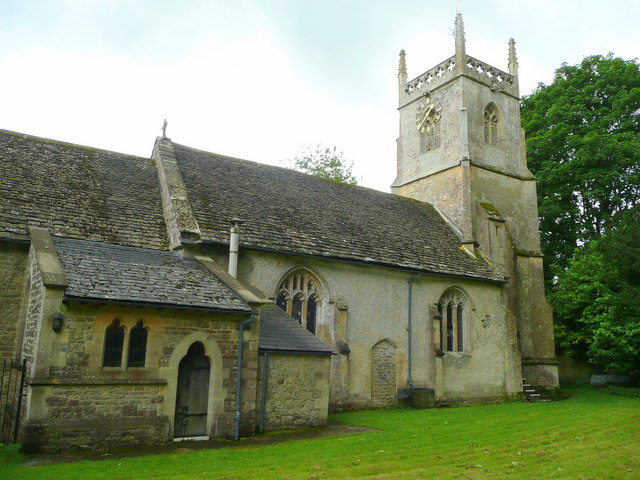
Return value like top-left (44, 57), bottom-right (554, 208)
top-left (415, 100), bottom-right (441, 133)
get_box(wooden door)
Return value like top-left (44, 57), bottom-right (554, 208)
top-left (174, 342), bottom-right (210, 438)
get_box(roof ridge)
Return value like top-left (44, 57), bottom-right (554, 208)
top-left (0, 129), bottom-right (152, 163)
top-left (171, 141), bottom-right (445, 208)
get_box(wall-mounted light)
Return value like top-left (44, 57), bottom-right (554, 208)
top-left (52, 313), bottom-right (64, 333)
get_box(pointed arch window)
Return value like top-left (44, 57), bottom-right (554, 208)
top-left (420, 110), bottom-right (442, 153)
top-left (127, 320), bottom-right (148, 367)
top-left (438, 290), bottom-right (468, 353)
top-left (483, 104), bottom-right (499, 146)
top-left (276, 269), bottom-right (324, 335)
top-left (103, 319), bottom-right (125, 367)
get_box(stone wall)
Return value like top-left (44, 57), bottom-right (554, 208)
top-left (0, 242), bottom-right (28, 362)
top-left (257, 353), bottom-right (330, 429)
top-left (22, 383), bottom-right (169, 452)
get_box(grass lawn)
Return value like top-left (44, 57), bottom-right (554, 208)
top-left (1, 387), bottom-right (638, 479)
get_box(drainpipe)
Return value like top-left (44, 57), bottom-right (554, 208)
top-left (407, 274), bottom-right (421, 388)
top-left (228, 218), bottom-right (242, 278)
top-left (234, 313), bottom-right (255, 441)
top-left (257, 351), bottom-right (269, 433)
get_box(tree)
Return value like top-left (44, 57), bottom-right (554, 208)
top-left (293, 145), bottom-right (357, 185)
top-left (521, 55), bottom-right (640, 285)
top-left (551, 207), bottom-right (640, 373)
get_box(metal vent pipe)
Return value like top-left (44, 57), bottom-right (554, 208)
top-left (228, 218), bottom-right (242, 278)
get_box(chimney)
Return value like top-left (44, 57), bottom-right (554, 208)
top-left (228, 218), bottom-right (243, 278)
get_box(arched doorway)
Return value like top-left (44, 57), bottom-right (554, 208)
top-left (174, 342), bottom-right (210, 438)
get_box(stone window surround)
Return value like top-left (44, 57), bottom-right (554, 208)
top-left (483, 103), bottom-right (500, 146)
top-left (437, 288), bottom-right (470, 354)
top-left (275, 268), bottom-right (325, 335)
top-left (420, 104), bottom-right (442, 154)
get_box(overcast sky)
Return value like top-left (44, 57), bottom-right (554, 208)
top-left (1, 0), bottom-right (638, 192)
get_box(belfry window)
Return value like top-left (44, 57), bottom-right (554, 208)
top-left (127, 320), bottom-right (148, 367)
top-left (421, 112), bottom-right (442, 153)
top-left (438, 289), bottom-right (468, 353)
top-left (483, 104), bottom-right (499, 146)
top-left (103, 319), bottom-right (125, 367)
top-left (276, 269), bottom-right (324, 335)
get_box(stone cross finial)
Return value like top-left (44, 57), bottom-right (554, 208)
top-left (162, 119), bottom-right (168, 139)
top-left (454, 13), bottom-right (466, 61)
top-left (398, 49), bottom-right (407, 81)
top-left (508, 38), bottom-right (518, 76)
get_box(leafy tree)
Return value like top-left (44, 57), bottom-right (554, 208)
top-left (521, 55), bottom-right (640, 284)
top-left (293, 145), bottom-right (357, 185)
top-left (551, 207), bottom-right (640, 373)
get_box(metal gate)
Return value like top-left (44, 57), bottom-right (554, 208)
top-left (0, 359), bottom-right (27, 444)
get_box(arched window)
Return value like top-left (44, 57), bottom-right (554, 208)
top-left (483, 104), bottom-right (499, 146)
top-left (103, 319), bottom-right (125, 367)
top-left (420, 109), bottom-right (442, 153)
top-left (446, 302), bottom-right (454, 352)
top-left (456, 304), bottom-right (464, 352)
top-left (292, 293), bottom-right (304, 324)
top-left (127, 320), bottom-right (148, 367)
top-left (307, 295), bottom-right (319, 334)
top-left (437, 302), bottom-right (444, 350)
top-left (276, 291), bottom-right (289, 313)
top-left (438, 289), bottom-right (468, 353)
top-left (275, 269), bottom-right (324, 335)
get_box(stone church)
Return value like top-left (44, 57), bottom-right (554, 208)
top-left (0, 15), bottom-right (557, 452)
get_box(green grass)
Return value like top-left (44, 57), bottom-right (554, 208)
top-left (1, 388), bottom-right (638, 479)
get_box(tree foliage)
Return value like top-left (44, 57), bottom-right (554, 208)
top-left (293, 145), bottom-right (357, 185)
top-left (551, 207), bottom-right (640, 373)
top-left (521, 55), bottom-right (640, 282)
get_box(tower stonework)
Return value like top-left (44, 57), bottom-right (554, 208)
top-left (392, 14), bottom-right (559, 388)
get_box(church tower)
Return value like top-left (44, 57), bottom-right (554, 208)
top-left (392, 15), bottom-right (559, 388)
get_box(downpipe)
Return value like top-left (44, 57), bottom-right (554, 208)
top-left (407, 274), bottom-right (421, 388)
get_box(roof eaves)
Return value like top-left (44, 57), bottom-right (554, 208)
top-left (201, 240), bottom-right (506, 284)
top-left (62, 295), bottom-right (252, 315)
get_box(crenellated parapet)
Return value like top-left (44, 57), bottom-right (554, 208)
top-left (400, 54), bottom-right (518, 105)
top-left (401, 56), bottom-right (457, 100)
top-left (463, 56), bottom-right (517, 96)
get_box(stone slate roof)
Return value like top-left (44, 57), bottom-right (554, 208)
top-left (258, 304), bottom-right (333, 355)
top-left (172, 143), bottom-right (504, 282)
top-left (53, 237), bottom-right (251, 313)
top-left (0, 130), bottom-right (167, 249)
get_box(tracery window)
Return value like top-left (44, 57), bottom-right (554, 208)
top-left (103, 319), bottom-right (125, 367)
top-left (276, 269), bottom-right (323, 334)
top-left (483, 104), bottom-right (499, 146)
top-left (438, 289), bottom-right (467, 353)
top-left (127, 320), bottom-right (148, 367)
top-left (421, 109), bottom-right (442, 153)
